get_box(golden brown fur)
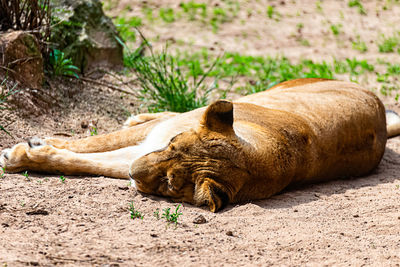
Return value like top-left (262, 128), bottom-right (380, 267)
top-left (1, 79), bottom-right (398, 212)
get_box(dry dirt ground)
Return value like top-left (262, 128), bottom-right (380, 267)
top-left (1, 0), bottom-right (400, 266)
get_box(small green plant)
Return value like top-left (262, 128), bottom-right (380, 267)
top-left (352, 36), bottom-right (368, 52)
top-left (210, 7), bottom-right (228, 32)
top-left (159, 7), bottom-right (176, 23)
top-left (299, 38), bottom-right (310, 46)
top-left (377, 73), bottom-right (389, 83)
top-left (162, 204), bottom-right (183, 224)
top-left (345, 58), bottom-right (374, 75)
top-left (315, 0), bottom-right (323, 12)
top-left (129, 202), bottom-right (144, 220)
top-left (330, 24), bottom-right (342, 36)
top-left (154, 208), bottom-right (160, 219)
top-left (0, 167), bottom-right (5, 178)
top-left (266, 5), bottom-right (275, 18)
top-left (142, 7), bottom-right (154, 21)
top-left (348, 0), bottom-right (367, 15)
top-left (59, 175), bottom-right (66, 183)
top-left (180, 1), bottom-right (207, 20)
top-left (90, 127), bottom-right (98, 136)
top-left (22, 171), bottom-right (30, 181)
top-left (48, 49), bottom-right (80, 78)
top-left (378, 34), bottom-right (400, 53)
top-left (296, 23), bottom-right (304, 31)
top-left (380, 85), bottom-right (398, 96)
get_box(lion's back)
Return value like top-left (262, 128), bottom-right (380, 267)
top-left (236, 79), bottom-right (387, 182)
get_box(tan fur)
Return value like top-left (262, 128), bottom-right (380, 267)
top-left (1, 79), bottom-right (397, 212)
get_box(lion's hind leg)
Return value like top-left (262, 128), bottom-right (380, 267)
top-left (123, 112), bottom-right (177, 128)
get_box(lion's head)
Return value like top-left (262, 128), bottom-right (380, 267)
top-left (129, 100), bottom-right (251, 212)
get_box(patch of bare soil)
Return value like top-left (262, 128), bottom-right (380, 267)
top-left (1, 0), bottom-right (400, 266)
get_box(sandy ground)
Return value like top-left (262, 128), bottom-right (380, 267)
top-left (1, 0), bottom-right (400, 266)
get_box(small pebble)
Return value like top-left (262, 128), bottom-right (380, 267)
top-left (226, 231), bottom-right (234, 237)
top-left (193, 215), bottom-right (207, 224)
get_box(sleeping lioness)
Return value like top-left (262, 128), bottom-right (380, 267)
top-left (1, 78), bottom-right (400, 212)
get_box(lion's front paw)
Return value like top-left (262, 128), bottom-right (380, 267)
top-left (0, 143), bottom-right (30, 173)
top-left (0, 137), bottom-right (50, 173)
top-left (0, 148), bottom-right (11, 169)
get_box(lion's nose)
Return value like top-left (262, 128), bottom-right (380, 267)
top-left (129, 157), bottom-right (150, 182)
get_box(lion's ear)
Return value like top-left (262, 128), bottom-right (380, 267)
top-left (201, 100), bottom-right (234, 133)
top-left (195, 178), bottom-right (230, 212)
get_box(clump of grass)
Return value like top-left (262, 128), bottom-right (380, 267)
top-left (315, 1), bottom-right (323, 12)
top-left (171, 49), bottom-right (377, 94)
top-left (266, 5), bottom-right (281, 21)
top-left (266, 5), bottom-right (275, 18)
top-left (210, 7), bottom-right (229, 32)
top-left (114, 16), bottom-right (142, 41)
top-left (296, 23), bottom-right (304, 32)
top-left (142, 7), bottom-right (154, 22)
top-left (380, 85), bottom-right (399, 97)
top-left (387, 63), bottom-right (400, 75)
top-left (348, 0), bottom-right (367, 15)
top-left (154, 208), bottom-right (160, 219)
top-left (90, 127), bottom-right (98, 136)
top-left (378, 33), bottom-right (400, 53)
top-left (48, 49), bottom-right (80, 78)
top-left (22, 171), bottom-right (30, 181)
top-left (129, 202), bottom-right (144, 220)
top-left (376, 62), bottom-right (400, 93)
top-left (123, 32), bottom-right (219, 112)
top-left (159, 7), bottom-right (176, 23)
top-left (352, 35), bottom-right (368, 52)
top-left (161, 204), bottom-right (183, 224)
top-left (0, 167), bottom-right (5, 178)
top-left (180, 1), bottom-right (207, 21)
top-left (330, 24), bottom-right (342, 36)
top-left (345, 58), bottom-right (374, 76)
top-left (299, 38), bottom-right (311, 46)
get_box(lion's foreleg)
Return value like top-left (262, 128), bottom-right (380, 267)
top-left (0, 138), bottom-right (143, 179)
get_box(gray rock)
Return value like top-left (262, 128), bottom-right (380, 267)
top-left (51, 0), bottom-right (123, 74)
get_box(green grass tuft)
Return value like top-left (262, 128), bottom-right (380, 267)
top-left (114, 16), bottom-right (142, 42)
top-left (330, 24), bottom-right (342, 36)
top-left (348, 0), bottom-right (367, 15)
top-left (161, 204), bottom-right (183, 224)
top-left (352, 35), bottom-right (368, 52)
top-left (123, 32), bottom-right (220, 112)
top-left (129, 202), bottom-right (144, 220)
top-left (378, 33), bottom-right (400, 53)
